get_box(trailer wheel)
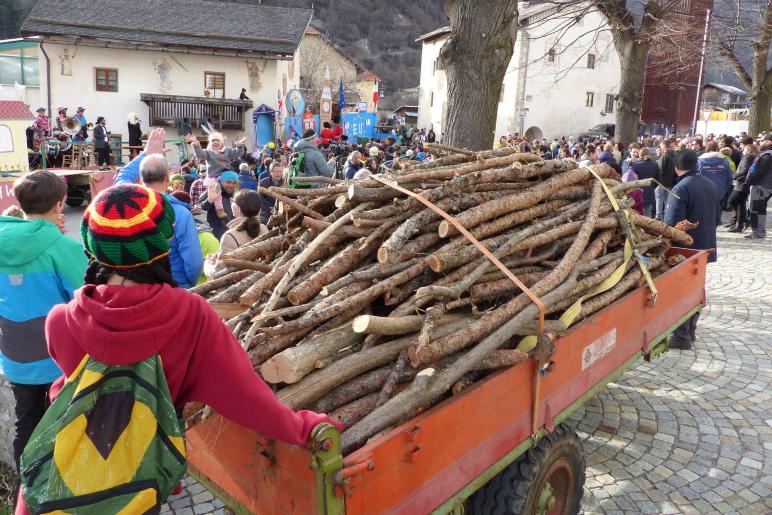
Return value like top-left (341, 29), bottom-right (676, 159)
top-left (65, 190), bottom-right (85, 207)
top-left (467, 426), bottom-right (585, 515)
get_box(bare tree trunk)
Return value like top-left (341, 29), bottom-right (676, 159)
top-left (438, 0), bottom-right (519, 150)
top-left (750, 80), bottom-right (772, 136)
top-left (614, 37), bottom-right (648, 145)
top-left (749, 42), bottom-right (772, 136)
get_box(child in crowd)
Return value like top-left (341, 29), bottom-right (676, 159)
top-left (621, 167), bottom-right (645, 215)
top-left (0, 172), bottom-right (88, 473)
top-left (187, 132), bottom-right (246, 218)
top-left (13, 183), bottom-right (338, 514)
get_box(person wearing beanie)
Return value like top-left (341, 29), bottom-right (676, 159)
top-left (9, 183), bottom-right (339, 514)
top-left (0, 172), bottom-right (88, 474)
top-left (664, 149), bottom-right (718, 350)
top-left (113, 128), bottom-right (204, 288)
top-left (196, 170), bottom-right (240, 239)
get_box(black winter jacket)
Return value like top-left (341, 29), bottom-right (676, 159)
top-left (664, 170), bottom-right (719, 263)
top-left (631, 158), bottom-right (659, 207)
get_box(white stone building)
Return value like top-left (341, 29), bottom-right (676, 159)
top-left (0, 0), bottom-right (311, 163)
top-left (417, 3), bottom-right (622, 142)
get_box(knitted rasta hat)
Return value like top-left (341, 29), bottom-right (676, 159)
top-left (81, 184), bottom-right (175, 270)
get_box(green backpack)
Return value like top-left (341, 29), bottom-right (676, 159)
top-left (286, 151), bottom-right (311, 188)
top-left (20, 354), bottom-right (187, 515)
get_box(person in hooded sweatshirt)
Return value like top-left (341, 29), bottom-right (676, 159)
top-left (12, 183), bottom-right (339, 514)
top-left (0, 171), bottom-right (88, 474)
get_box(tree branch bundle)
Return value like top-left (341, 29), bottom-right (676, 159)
top-left (186, 151), bottom-right (692, 455)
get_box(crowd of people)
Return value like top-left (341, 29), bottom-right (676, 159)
top-left (493, 131), bottom-right (771, 240)
top-left (1, 114), bottom-right (769, 512)
top-left (0, 127), bottom-right (343, 514)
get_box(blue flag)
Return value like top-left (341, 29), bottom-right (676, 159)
top-left (339, 78), bottom-right (345, 110)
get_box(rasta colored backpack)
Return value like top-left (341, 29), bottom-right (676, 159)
top-left (20, 354), bottom-right (187, 515)
top-left (286, 151), bottom-right (311, 188)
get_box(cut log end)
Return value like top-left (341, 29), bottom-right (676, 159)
top-left (427, 255), bottom-right (443, 273)
top-left (286, 291), bottom-right (302, 306)
top-left (335, 194), bottom-right (348, 208)
top-left (438, 220), bottom-right (451, 239)
top-left (351, 315), bottom-right (370, 334)
top-left (347, 184), bottom-right (357, 200)
top-left (377, 247), bottom-right (390, 264)
top-left (259, 359), bottom-right (281, 384)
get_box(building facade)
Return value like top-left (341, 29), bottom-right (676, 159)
top-left (701, 83), bottom-right (749, 110)
top-left (641, 0), bottom-right (713, 134)
top-left (417, 3), bottom-right (621, 142)
top-left (2, 0), bottom-right (311, 164)
top-left (297, 27), bottom-right (379, 114)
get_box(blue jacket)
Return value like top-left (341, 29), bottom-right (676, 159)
top-left (664, 170), bottom-right (719, 263)
top-left (115, 153), bottom-right (204, 288)
top-left (239, 172), bottom-right (258, 191)
top-left (697, 152), bottom-right (733, 201)
top-left (0, 217), bottom-right (87, 384)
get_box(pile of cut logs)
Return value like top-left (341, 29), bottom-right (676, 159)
top-left (187, 145), bottom-right (692, 454)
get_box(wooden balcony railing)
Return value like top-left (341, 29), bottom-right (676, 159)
top-left (140, 94), bottom-right (254, 131)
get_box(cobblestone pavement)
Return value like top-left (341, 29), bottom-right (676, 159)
top-left (172, 226), bottom-right (770, 515)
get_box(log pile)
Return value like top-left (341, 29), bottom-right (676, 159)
top-left (187, 146), bottom-right (693, 455)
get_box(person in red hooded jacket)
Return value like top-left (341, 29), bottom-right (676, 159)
top-left (15, 183), bottom-right (339, 514)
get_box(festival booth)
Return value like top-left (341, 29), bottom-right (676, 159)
top-left (0, 100), bottom-right (34, 174)
top-left (281, 89), bottom-right (378, 144)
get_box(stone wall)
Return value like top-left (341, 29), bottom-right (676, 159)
top-left (0, 375), bottom-right (15, 466)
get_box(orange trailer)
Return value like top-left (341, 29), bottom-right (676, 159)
top-left (186, 248), bottom-right (708, 515)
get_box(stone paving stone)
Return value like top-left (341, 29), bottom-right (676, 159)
top-left (170, 226), bottom-right (771, 515)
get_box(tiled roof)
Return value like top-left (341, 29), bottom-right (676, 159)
top-left (357, 70), bottom-right (381, 81)
top-left (0, 101), bottom-right (35, 120)
top-left (21, 0), bottom-right (312, 56)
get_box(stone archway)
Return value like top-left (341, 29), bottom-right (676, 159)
top-left (524, 126), bottom-right (543, 141)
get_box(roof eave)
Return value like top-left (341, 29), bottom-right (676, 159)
top-left (27, 33), bottom-right (295, 60)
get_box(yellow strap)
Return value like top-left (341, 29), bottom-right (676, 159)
top-left (516, 169), bottom-right (659, 352)
top-left (516, 239), bottom-right (633, 352)
top-left (585, 167), bottom-right (658, 302)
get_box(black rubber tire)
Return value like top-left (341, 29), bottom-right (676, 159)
top-left (467, 426), bottom-right (585, 515)
top-left (65, 191), bottom-right (85, 207)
